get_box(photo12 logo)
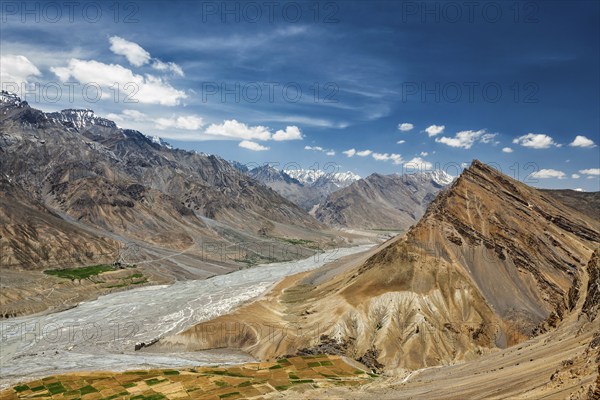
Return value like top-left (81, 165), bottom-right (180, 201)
top-left (197, 1), bottom-right (340, 23)
top-left (400, 81), bottom-right (540, 104)
top-left (1, 1), bottom-right (140, 23)
top-left (398, 1), bottom-right (540, 24)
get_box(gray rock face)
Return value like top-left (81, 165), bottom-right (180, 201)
top-left (315, 171), bottom-right (454, 230)
top-left (247, 166), bottom-right (360, 211)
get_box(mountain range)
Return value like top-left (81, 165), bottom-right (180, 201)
top-left (245, 165), bottom-right (360, 212)
top-left (154, 160), bottom-right (599, 377)
top-left (315, 170), bottom-right (454, 231)
top-left (0, 92), bottom-right (341, 316)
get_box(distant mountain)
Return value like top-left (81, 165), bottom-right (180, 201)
top-left (246, 166), bottom-right (360, 211)
top-left (315, 171), bottom-right (454, 230)
top-left (540, 189), bottom-right (600, 224)
top-left (163, 160), bottom-right (599, 373)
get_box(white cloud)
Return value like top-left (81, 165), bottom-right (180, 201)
top-left (398, 123), bottom-right (414, 132)
top-left (579, 168), bottom-right (600, 176)
top-left (372, 152), bottom-right (403, 164)
top-left (305, 145), bottom-right (323, 151)
top-left (239, 140), bottom-right (269, 151)
top-left (0, 54), bottom-right (41, 91)
top-left (343, 149), bottom-right (357, 157)
top-left (512, 133), bottom-right (559, 149)
top-left (151, 60), bottom-right (184, 77)
top-left (404, 157), bottom-right (433, 170)
top-left (420, 151), bottom-right (429, 157)
top-left (272, 126), bottom-right (303, 141)
top-left (305, 145), bottom-right (335, 156)
top-left (356, 150), bottom-right (373, 157)
top-left (106, 109), bottom-right (148, 122)
top-left (397, 140), bottom-right (406, 144)
top-left (435, 130), bottom-right (496, 149)
top-left (530, 169), bottom-right (566, 179)
top-left (569, 135), bottom-right (597, 148)
top-left (109, 36), bottom-right (184, 77)
top-left (51, 59), bottom-right (186, 106)
top-left (574, 188), bottom-right (583, 192)
top-left (425, 125), bottom-right (445, 137)
top-left (155, 115), bottom-right (204, 130)
top-left (572, 174), bottom-right (580, 179)
top-left (502, 147), bottom-right (513, 153)
top-left (109, 36), bottom-right (151, 67)
top-left (205, 119), bottom-right (271, 141)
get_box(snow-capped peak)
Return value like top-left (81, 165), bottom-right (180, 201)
top-left (0, 91), bottom-right (26, 107)
top-left (429, 170), bottom-right (455, 186)
top-left (146, 134), bottom-right (173, 149)
top-left (46, 109), bottom-right (117, 130)
top-left (284, 169), bottom-right (361, 187)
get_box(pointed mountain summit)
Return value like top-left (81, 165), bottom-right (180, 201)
top-left (158, 160), bottom-right (599, 371)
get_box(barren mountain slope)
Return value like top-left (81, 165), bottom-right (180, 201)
top-left (315, 171), bottom-right (452, 230)
top-left (0, 93), bottom-right (342, 317)
top-left (153, 160), bottom-right (599, 373)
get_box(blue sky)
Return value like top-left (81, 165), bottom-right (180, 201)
top-left (1, 0), bottom-right (599, 190)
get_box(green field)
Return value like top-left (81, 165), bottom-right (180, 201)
top-left (44, 264), bottom-right (133, 280)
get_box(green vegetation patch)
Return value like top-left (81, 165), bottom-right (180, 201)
top-left (291, 379), bottom-right (314, 384)
top-left (14, 385), bottom-right (30, 392)
top-left (145, 378), bottom-right (167, 386)
top-left (79, 385), bottom-right (98, 395)
top-left (274, 385), bottom-right (289, 391)
top-left (236, 381), bottom-right (252, 387)
top-left (44, 264), bottom-right (116, 280)
top-left (219, 392), bottom-right (241, 399)
top-left (268, 364), bottom-right (282, 370)
top-left (163, 370), bottom-right (180, 375)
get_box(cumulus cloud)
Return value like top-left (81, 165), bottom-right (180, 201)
top-left (397, 140), bottom-right (406, 144)
top-left (0, 55), bottom-right (41, 91)
top-left (572, 174), bottom-right (580, 179)
top-left (343, 149), bottom-right (357, 157)
top-left (305, 145), bottom-right (335, 156)
top-left (574, 188), bottom-right (583, 192)
top-left (372, 152), bottom-right (403, 164)
top-left (512, 133), bottom-right (560, 149)
top-left (404, 157), bottom-right (433, 170)
top-left (502, 147), bottom-right (513, 153)
top-left (356, 150), bottom-right (373, 157)
top-left (420, 151), bottom-right (428, 157)
top-left (530, 169), bottom-right (566, 179)
top-left (424, 125), bottom-right (445, 137)
top-left (106, 109), bottom-right (148, 122)
top-left (579, 168), bottom-right (600, 176)
top-left (305, 145), bottom-right (323, 151)
top-left (569, 135), bottom-right (596, 148)
top-left (239, 140), bottom-right (269, 151)
top-left (272, 126), bottom-right (303, 141)
top-left (435, 130), bottom-right (496, 149)
top-left (155, 115), bottom-right (204, 130)
top-left (205, 119), bottom-right (271, 141)
top-left (109, 36), bottom-right (151, 67)
top-left (398, 123), bottom-right (414, 132)
top-left (51, 59), bottom-right (186, 106)
top-left (109, 36), bottom-right (184, 76)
